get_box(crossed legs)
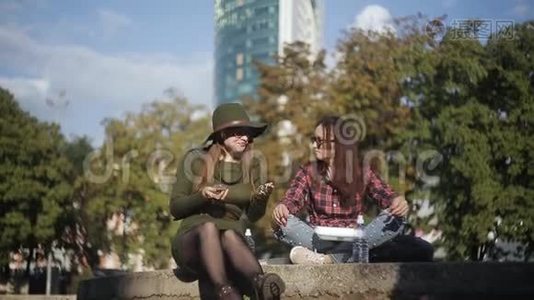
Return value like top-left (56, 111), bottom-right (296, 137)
top-left (176, 222), bottom-right (264, 299)
top-left (274, 211), bottom-right (407, 263)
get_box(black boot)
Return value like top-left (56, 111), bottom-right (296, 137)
top-left (173, 266), bottom-right (198, 283)
top-left (252, 273), bottom-right (285, 300)
top-left (216, 284), bottom-right (242, 300)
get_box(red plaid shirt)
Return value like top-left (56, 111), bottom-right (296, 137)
top-left (281, 163), bottom-right (397, 227)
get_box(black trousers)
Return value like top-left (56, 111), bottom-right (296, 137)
top-left (369, 235), bottom-right (434, 262)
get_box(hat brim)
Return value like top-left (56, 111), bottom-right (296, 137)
top-left (205, 121), bottom-right (268, 142)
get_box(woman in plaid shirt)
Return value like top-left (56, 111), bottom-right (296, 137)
top-left (272, 116), bottom-right (432, 264)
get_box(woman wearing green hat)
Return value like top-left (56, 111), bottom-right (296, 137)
top-left (170, 103), bottom-right (285, 300)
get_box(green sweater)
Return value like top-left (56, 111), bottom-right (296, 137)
top-left (170, 149), bottom-right (268, 237)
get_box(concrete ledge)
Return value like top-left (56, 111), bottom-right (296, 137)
top-left (77, 262), bottom-right (534, 299)
top-left (0, 296), bottom-right (76, 300)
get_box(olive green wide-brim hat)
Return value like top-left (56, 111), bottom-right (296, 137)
top-left (205, 103), bottom-right (267, 142)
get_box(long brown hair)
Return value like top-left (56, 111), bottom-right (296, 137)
top-left (192, 130), bottom-right (256, 192)
top-left (313, 116), bottom-right (364, 207)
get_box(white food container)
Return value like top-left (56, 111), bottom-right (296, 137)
top-left (314, 226), bottom-right (358, 242)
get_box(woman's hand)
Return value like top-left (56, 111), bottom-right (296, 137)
top-left (388, 196), bottom-right (409, 217)
top-left (272, 203), bottom-right (289, 227)
top-left (201, 185), bottom-right (229, 201)
top-left (252, 182), bottom-right (275, 202)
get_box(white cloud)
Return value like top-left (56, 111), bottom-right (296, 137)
top-left (0, 25), bottom-right (213, 145)
top-left (97, 9), bottom-right (132, 38)
top-left (352, 5), bottom-right (396, 35)
top-left (0, 77), bottom-right (50, 104)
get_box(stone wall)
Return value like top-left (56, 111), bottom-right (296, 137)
top-left (76, 262), bottom-right (534, 299)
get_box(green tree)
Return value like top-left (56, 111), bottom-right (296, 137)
top-left (246, 41), bottom-right (331, 185)
top-left (0, 87), bottom-right (73, 267)
top-left (331, 26), bottom-right (412, 151)
top-left (244, 42), bottom-right (330, 254)
top-left (401, 21), bottom-right (534, 260)
top-left (481, 22), bottom-right (534, 259)
top-left (248, 17), bottom-right (534, 262)
top-left (61, 136), bottom-right (95, 270)
top-left (247, 42), bottom-right (331, 183)
top-left (329, 20), bottom-right (431, 200)
top-left (81, 93), bottom-right (210, 269)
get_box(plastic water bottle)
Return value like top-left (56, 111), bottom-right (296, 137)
top-left (245, 228), bottom-right (255, 254)
top-left (349, 215), bottom-right (369, 263)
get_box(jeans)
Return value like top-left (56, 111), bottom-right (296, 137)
top-left (273, 210), bottom-right (406, 263)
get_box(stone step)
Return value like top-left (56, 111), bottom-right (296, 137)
top-left (77, 262), bottom-right (534, 299)
top-left (0, 297), bottom-right (76, 300)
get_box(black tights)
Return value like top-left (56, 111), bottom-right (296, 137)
top-left (177, 222), bottom-right (263, 298)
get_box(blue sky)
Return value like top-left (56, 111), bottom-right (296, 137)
top-left (1, 0), bottom-right (532, 146)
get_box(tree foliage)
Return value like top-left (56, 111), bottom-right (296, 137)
top-left (0, 88), bottom-right (74, 265)
top-left (80, 92), bottom-right (210, 269)
top-left (243, 42), bottom-right (331, 254)
top-left (247, 18), bottom-right (534, 261)
top-left (2, 18), bottom-right (533, 264)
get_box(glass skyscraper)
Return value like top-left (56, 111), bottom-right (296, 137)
top-left (214, 0), bottom-right (322, 105)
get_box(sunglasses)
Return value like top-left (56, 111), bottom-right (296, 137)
top-left (310, 136), bottom-right (335, 148)
top-left (223, 127), bottom-right (253, 139)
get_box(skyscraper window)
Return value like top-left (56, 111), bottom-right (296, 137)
top-left (215, 0), bottom-right (322, 105)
